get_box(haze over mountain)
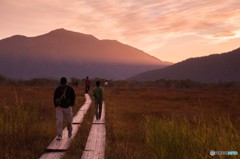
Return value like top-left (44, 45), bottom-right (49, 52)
top-left (130, 47), bottom-right (240, 82)
top-left (0, 28), bottom-right (170, 80)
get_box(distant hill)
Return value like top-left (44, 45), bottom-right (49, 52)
top-left (130, 47), bottom-right (240, 82)
top-left (0, 28), bottom-right (170, 80)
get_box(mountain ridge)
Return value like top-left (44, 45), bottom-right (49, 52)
top-left (0, 28), bottom-right (170, 80)
top-left (130, 47), bottom-right (240, 82)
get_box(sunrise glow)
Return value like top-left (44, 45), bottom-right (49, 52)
top-left (1, 0), bottom-right (240, 62)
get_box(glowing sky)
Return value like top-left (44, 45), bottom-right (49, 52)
top-left (1, 0), bottom-right (240, 62)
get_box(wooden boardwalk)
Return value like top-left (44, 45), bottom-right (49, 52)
top-left (39, 94), bottom-right (92, 159)
top-left (81, 102), bottom-right (106, 159)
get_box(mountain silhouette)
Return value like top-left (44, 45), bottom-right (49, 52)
top-left (130, 47), bottom-right (240, 82)
top-left (0, 28), bottom-right (170, 80)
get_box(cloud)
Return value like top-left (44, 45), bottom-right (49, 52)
top-left (0, 0), bottom-right (240, 62)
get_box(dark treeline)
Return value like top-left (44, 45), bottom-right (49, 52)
top-left (1, 75), bottom-right (240, 90)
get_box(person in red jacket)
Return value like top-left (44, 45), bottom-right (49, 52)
top-left (85, 76), bottom-right (90, 93)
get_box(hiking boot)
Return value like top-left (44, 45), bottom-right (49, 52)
top-left (57, 135), bottom-right (62, 140)
top-left (68, 131), bottom-right (72, 138)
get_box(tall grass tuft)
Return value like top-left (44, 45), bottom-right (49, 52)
top-left (0, 88), bottom-right (56, 158)
top-left (143, 114), bottom-right (240, 159)
top-left (0, 85), bottom-right (84, 158)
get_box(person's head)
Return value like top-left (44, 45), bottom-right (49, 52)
top-left (60, 77), bottom-right (67, 85)
top-left (86, 76), bottom-right (89, 79)
top-left (96, 81), bottom-right (100, 87)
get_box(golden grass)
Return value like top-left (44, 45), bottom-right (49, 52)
top-left (105, 86), bottom-right (240, 159)
top-left (143, 115), bottom-right (240, 159)
top-left (0, 85), bottom-right (84, 158)
top-left (1, 81), bottom-right (240, 158)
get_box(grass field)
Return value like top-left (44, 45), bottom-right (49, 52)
top-left (0, 80), bottom-right (240, 158)
top-left (0, 84), bottom-right (85, 159)
top-left (105, 85), bottom-right (240, 159)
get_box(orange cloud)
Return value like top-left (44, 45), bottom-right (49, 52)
top-left (0, 0), bottom-right (240, 62)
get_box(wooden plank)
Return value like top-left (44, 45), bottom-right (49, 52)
top-left (46, 124), bottom-right (79, 151)
top-left (73, 94), bottom-right (92, 124)
top-left (84, 125), bottom-right (106, 151)
top-left (39, 152), bottom-right (65, 159)
top-left (81, 151), bottom-right (94, 159)
top-left (81, 102), bottom-right (106, 159)
top-left (72, 110), bottom-right (85, 124)
top-left (39, 94), bottom-right (92, 159)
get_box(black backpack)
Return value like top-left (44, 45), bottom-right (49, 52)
top-left (55, 87), bottom-right (71, 107)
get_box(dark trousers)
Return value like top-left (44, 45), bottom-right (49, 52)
top-left (94, 100), bottom-right (102, 120)
top-left (85, 85), bottom-right (90, 93)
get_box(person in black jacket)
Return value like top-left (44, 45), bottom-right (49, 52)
top-left (53, 77), bottom-right (75, 140)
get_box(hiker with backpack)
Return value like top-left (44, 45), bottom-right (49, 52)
top-left (92, 81), bottom-right (104, 120)
top-left (53, 77), bottom-right (76, 140)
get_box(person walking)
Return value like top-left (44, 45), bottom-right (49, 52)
top-left (85, 76), bottom-right (90, 93)
top-left (104, 80), bottom-right (108, 88)
top-left (92, 81), bottom-right (104, 120)
top-left (53, 77), bottom-right (76, 140)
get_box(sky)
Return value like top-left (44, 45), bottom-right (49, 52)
top-left (1, 0), bottom-right (240, 63)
